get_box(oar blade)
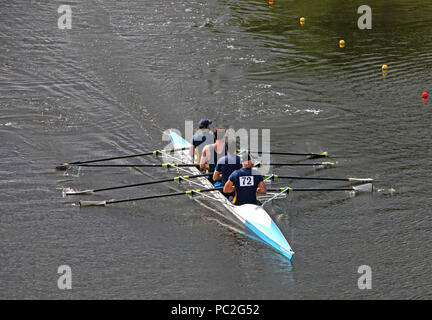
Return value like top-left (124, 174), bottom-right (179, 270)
top-left (353, 183), bottom-right (374, 193)
top-left (79, 200), bottom-right (107, 207)
top-left (315, 161), bottom-right (335, 169)
top-left (66, 189), bottom-right (94, 196)
top-left (56, 164), bottom-right (69, 171)
top-left (348, 178), bottom-right (374, 183)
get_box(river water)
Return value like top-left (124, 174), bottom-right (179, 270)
top-left (1, 0), bottom-right (431, 299)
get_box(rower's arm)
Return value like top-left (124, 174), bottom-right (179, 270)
top-left (257, 181), bottom-right (267, 194)
top-left (213, 170), bottom-right (222, 182)
top-left (200, 146), bottom-right (209, 170)
top-left (223, 180), bottom-right (235, 193)
top-left (189, 145), bottom-right (195, 157)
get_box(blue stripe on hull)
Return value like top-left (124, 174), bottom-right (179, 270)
top-left (169, 131), bottom-right (190, 147)
top-left (245, 220), bottom-right (293, 260)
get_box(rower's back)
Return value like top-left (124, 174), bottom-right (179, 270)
top-left (228, 167), bottom-right (264, 205)
top-left (205, 127), bottom-right (227, 174)
top-left (206, 143), bottom-right (227, 174)
top-left (192, 129), bottom-right (214, 161)
top-left (215, 154), bottom-right (242, 186)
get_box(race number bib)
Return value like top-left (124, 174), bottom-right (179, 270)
top-left (239, 176), bottom-right (254, 187)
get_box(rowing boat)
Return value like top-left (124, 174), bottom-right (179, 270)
top-left (64, 132), bottom-right (374, 262)
top-left (166, 130), bottom-right (294, 260)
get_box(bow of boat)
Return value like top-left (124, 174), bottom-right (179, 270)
top-left (169, 130), bottom-right (191, 149)
top-left (233, 204), bottom-right (294, 260)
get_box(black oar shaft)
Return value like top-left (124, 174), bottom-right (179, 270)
top-left (73, 162), bottom-right (329, 168)
top-left (246, 150), bottom-right (327, 158)
top-left (271, 152), bottom-right (319, 156)
top-left (273, 176), bottom-right (348, 181)
top-left (264, 162), bottom-right (333, 167)
top-left (62, 147), bottom-right (188, 165)
top-left (94, 178), bottom-right (173, 193)
top-left (107, 190), bottom-right (186, 204)
top-left (254, 151), bottom-right (323, 156)
top-left (92, 173), bottom-right (210, 193)
top-left (75, 163), bottom-right (199, 168)
top-left (106, 187), bottom-right (222, 205)
top-left (268, 187), bottom-right (353, 192)
top-left (69, 152), bottom-right (154, 165)
top-left (292, 188), bottom-right (354, 191)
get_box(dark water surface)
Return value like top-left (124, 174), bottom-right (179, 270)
top-left (1, 0), bottom-right (431, 299)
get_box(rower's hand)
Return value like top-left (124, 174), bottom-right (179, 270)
top-left (257, 181), bottom-right (267, 194)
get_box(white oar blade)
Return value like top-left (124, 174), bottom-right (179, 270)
top-left (315, 161), bottom-right (335, 169)
top-left (66, 189), bottom-right (94, 196)
top-left (348, 178), bottom-right (374, 183)
top-left (353, 183), bottom-right (374, 193)
top-left (79, 200), bottom-right (107, 207)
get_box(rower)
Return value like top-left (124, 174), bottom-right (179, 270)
top-left (223, 153), bottom-right (267, 206)
top-left (213, 139), bottom-right (242, 191)
top-left (200, 127), bottom-right (226, 182)
top-left (189, 119), bottom-right (214, 162)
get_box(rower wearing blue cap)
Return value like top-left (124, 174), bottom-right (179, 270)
top-left (190, 119), bottom-right (214, 162)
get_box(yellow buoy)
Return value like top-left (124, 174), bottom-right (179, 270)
top-left (382, 64), bottom-right (388, 72)
top-left (300, 17), bottom-right (305, 25)
top-left (339, 40), bottom-right (345, 48)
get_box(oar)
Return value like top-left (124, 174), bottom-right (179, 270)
top-left (56, 147), bottom-right (188, 170)
top-left (256, 161), bottom-right (335, 168)
top-left (66, 173), bottom-right (211, 195)
top-left (264, 174), bottom-right (373, 183)
top-left (268, 183), bottom-right (374, 193)
top-left (60, 162), bottom-right (334, 169)
top-left (243, 150), bottom-right (328, 159)
top-left (59, 163), bottom-right (200, 168)
top-left (79, 187), bottom-right (223, 207)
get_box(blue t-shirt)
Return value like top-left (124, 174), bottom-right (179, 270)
top-left (228, 167), bottom-right (264, 205)
top-left (215, 154), bottom-right (242, 185)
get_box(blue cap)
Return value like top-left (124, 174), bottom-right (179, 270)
top-left (198, 119), bottom-right (212, 127)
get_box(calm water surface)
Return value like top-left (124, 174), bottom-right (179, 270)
top-left (1, 0), bottom-right (431, 299)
